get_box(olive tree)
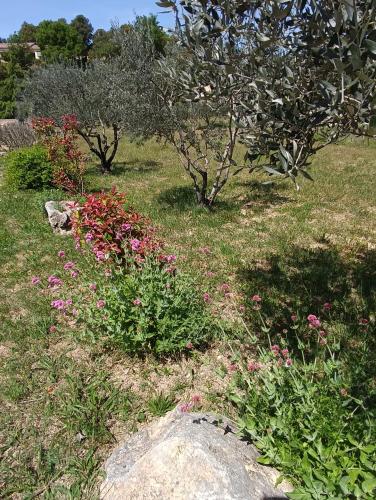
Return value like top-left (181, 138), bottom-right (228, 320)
top-left (155, 0), bottom-right (376, 200)
top-left (19, 27), bottom-right (159, 174)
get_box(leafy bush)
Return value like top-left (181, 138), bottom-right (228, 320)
top-left (3, 144), bottom-right (53, 190)
top-left (72, 188), bottom-right (161, 264)
top-left (82, 258), bottom-right (216, 355)
top-left (229, 303), bottom-right (376, 499)
top-left (32, 115), bottom-right (86, 194)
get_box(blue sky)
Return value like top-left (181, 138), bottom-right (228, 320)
top-left (0, 0), bottom-right (174, 39)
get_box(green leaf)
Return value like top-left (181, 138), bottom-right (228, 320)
top-left (362, 478), bottom-right (376, 494)
top-left (364, 39), bottom-right (376, 55)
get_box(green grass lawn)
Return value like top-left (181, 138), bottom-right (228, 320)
top-left (0, 136), bottom-right (375, 497)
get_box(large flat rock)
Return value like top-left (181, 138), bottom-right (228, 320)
top-left (101, 410), bottom-right (292, 500)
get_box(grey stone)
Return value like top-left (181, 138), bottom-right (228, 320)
top-left (101, 409), bottom-right (292, 500)
top-left (45, 200), bottom-right (77, 235)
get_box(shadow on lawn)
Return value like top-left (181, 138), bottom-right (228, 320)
top-left (238, 244), bottom-right (376, 405)
top-left (110, 160), bottom-right (161, 176)
top-left (157, 185), bottom-right (239, 213)
top-left (240, 180), bottom-right (292, 213)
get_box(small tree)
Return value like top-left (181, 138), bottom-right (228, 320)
top-left (20, 26), bottom-right (161, 174)
top-left (155, 0), bottom-right (376, 202)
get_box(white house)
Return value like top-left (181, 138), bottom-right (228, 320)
top-left (0, 42), bottom-right (41, 62)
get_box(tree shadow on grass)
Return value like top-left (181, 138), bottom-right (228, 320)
top-left (157, 185), bottom-right (237, 213)
top-left (109, 160), bottom-right (161, 176)
top-left (239, 180), bottom-right (292, 214)
top-left (238, 243), bottom-right (376, 406)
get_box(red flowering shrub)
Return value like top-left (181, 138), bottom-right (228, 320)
top-left (72, 188), bottom-right (162, 264)
top-left (32, 115), bottom-right (86, 194)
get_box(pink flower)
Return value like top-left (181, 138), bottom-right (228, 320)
top-left (72, 308), bottom-right (78, 317)
top-left (63, 261), bottom-right (75, 270)
top-left (271, 344), bottom-right (280, 353)
top-left (186, 342), bottom-right (193, 349)
top-left (220, 283), bottom-right (231, 294)
top-left (291, 314), bottom-right (297, 321)
top-left (75, 241), bottom-right (81, 251)
top-left (203, 292), bottom-right (211, 303)
top-left (285, 358), bottom-right (293, 367)
top-left (205, 271), bottom-right (215, 278)
top-left (31, 276), bottom-right (41, 285)
top-left (133, 298), bottom-right (142, 306)
top-left (96, 300), bottom-right (105, 309)
top-left (85, 232), bottom-right (94, 242)
top-left (323, 302), bottom-right (332, 311)
top-left (130, 238), bottom-right (141, 252)
top-left (89, 283), bottom-right (97, 291)
top-left (179, 402), bottom-right (193, 413)
top-left (48, 275), bottom-right (62, 288)
top-left (251, 294), bottom-right (262, 302)
top-left (51, 299), bottom-right (65, 310)
top-left (228, 363), bottom-right (238, 372)
top-left (359, 318), bottom-right (369, 325)
top-left (281, 348), bottom-right (289, 358)
top-left (57, 250), bottom-right (65, 258)
top-left (71, 270), bottom-right (79, 278)
top-left (319, 338), bottom-right (327, 345)
top-left (247, 361), bottom-right (261, 372)
top-left (165, 266), bottom-right (176, 274)
top-left (121, 223), bottom-right (132, 232)
top-left (49, 325), bottom-right (57, 333)
top-left (65, 299), bottom-right (73, 306)
top-left (165, 254), bottom-right (177, 264)
top-left (191, 394), bottom-right (201, 404)
top-left (95, 250), bottom-right (106, 262)
top-left (307, 314), bottom-right (321, 328)
top-left (198, 246), bottom-right (211, 255)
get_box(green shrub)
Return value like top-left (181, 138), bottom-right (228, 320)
top-left (82, 258), bottom-right (218, 355)
top-left (3, 144), bottom-right (53, 190)
top-left (229, 306), bottom-right (376, 499)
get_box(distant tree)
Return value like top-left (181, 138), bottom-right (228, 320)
top-left (70, 15), bottom-right (94, 54)
top-left (134, 14), bottom-right (169, 55)
top-left (36, 20), bottom-right (85, 62)
top-left (20, 31), bottom-right (157, 173)
top-left (18, 22), bottom-right (38, 43)
top-left (90, 28), bottom-right (120, 59)
top-left (0, 44), bottom-right (34, 118)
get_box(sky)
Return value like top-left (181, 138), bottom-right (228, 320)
top-left (0, 0), bottom-right (174, 39)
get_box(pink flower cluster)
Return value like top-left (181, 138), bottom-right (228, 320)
top-left (247, 360), bottom-right (262, 372)
top-left (95, 250), bottom-right (106, 262)
top-left (271, 345), bottom-right (292, 366)
top-left (203, 292), bottom-right (211, 303)
top-left (179, 395), bottom-right (201, 413)
top-left (307, 314), bottom-right (321, 328)
top-left (198, 247), bottom-right (211, 255)
top-left (48, 275), bottom-right (62, 288)
top-left (31, 276), bottom-right (41, 285)
top-left (160, 254), bottom-right (177, 264)
top-left (63, 261), bottom-right (75, 271)
top-left (130, 239), bottom-right (141, 252)
top-left (51, 298), bottom-right (72, 310)
top-left (133, 298), bottom-right (142, 306)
